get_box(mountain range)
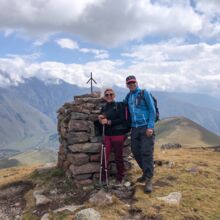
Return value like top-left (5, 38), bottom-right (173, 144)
top-left (0, 76), bottom-right (220, 154)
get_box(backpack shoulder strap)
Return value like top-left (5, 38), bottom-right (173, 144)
top-left (125, 92), bottom-right (130, 104)
top-left (141, 89), bottom-right (147, 104)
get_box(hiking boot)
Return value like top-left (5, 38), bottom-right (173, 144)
top-left (144, 178), bottom-right (153, 194)
top-left (136, 175), bottom-right (145, 183)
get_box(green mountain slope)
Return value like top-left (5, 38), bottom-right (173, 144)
top-left (155, 117), bottom-right (220, 147)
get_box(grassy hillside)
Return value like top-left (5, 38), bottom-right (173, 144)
top-left (0, 149), bottom-right (57, 169)
top-left (0, 147), bottom-right (219, 219)
top-left (155, 117), bottom-right (220, 148)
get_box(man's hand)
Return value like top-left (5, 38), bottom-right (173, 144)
top-left (146, 128), bottom-right (153, 137)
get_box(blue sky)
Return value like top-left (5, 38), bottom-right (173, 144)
top-left (0, 0), bottom-right (220, 96)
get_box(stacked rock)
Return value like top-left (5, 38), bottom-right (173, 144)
top-left (56, 92), bottom-right (131, 187)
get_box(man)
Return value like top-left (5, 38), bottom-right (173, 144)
top-left (125, 75), bottom-right (156, 193)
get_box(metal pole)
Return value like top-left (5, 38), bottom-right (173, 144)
top-left (91, 72), bottom-right (93, 94)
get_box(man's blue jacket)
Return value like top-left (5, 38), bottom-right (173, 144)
top-left (125, 87), bottom-right (156, 129)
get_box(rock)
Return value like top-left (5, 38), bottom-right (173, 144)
top-left (74, 92), bottom-right (101, 99)
top-left (33, 190), bottom-right (51, 206)
top-left (68, 143), bottom-right (101, 153)
top-left (54, 205), bottom-right (83, 213)
top-left (91, 110), bottom-right (101, 114)
top-left (157, 192), bottom-right (182, 206)
top-left (15, 215), bottom-right (21, 220)
top-left (124, 137), bottom-right (131, 146)
top-left (75, 208), bottom-right (101, 220)
top-left (63, 160), bottom-right (71, 170)
top-left (75, 174), bottom-right (92, 181)
top-left (59, 144), bottom-right (66, 154)
top-left (185, 166), bottom-right (199, 174)
top-left (83, 185), bottom-right (95, 191)
top-left (90, 136), bottom-right (102, 143)
top-left (71, 112), bottom-right (89, 120)
top-left (124, 181), bottom-right (131, 188)
top-left (67, 132), bottom-right (90, 144)
top-left (89, 189), bottom-right (113, 206)
top-left (76, 179), bottom-right (93, 186)
top-left (71, 105), bottom-right (91, 114)
top-left (50, 189), bottom-right (58, 195)
top-left (69, 162), bottom-right (100, 175)
top-left (82, 103), bottom-right (96, 110)
top-left (123, 147), bottom-right (131, 157)
top-left (67, 153), bottom-right (89, 166)
top-left (74, 97), bottom-right (103, 105)
top-left (60, 126), bottom-right (68, 138)
top-left (161, 143), bottom-right (182, 150)
top-left (90, 154), bottom-right (100, 162)
top-left (68, 120), bottom-right (90, 132)
top-left (168, 161), bottom-right (176, 169)
top-left (88, 114), bottom-right (100, 122)
top-left (41, 213), bottom-right (50, 220)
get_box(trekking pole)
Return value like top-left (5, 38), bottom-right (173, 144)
top-left (99, 131), bottom-right (104, 185)
top-left (99, 125), bottom-right (109, 186)
top-left (103, 126), bottom-right (109, 186)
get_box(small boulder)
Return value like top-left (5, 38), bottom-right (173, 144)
top-left (41, 213), bottom-right (50, 220)
top-left (185, 166), bottom-right (199, 174)
top-left (75, 208), bottom-right (101, 220)
top-left (33, 190), bottom-right (51, 206)
top-left (89, 189), bottom-right (113, 206)
top-left (54, 205), bottom-right (83, 213)
top-left (157, 192), bottom-right (182, 206)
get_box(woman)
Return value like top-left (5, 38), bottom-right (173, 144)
top-left (98, 88), bottom-right (128, 184)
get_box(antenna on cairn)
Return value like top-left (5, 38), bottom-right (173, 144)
top-left (86, 72), bottom-right (97, 94)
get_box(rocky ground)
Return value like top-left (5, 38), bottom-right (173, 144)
top-left (0, 147), bottom-right (220, 220)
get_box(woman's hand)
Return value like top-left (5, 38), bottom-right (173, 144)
top-left (101, 118), bottom-right (108, 125)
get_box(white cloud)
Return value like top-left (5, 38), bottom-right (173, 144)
top-left (55, 38), bottom-right (109, 59)
top-left (1, 40), bottom-right (220, 96)
top-left (55, 38), bottom-right (79, 49)
top-left (121, 40), bottom-right (220, 94)
top-left (0, 0), bottom-right (206, 46)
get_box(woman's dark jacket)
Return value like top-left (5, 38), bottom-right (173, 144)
top-left (100, 101), bottom-right (129, 136)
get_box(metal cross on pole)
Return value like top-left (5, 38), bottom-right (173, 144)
top-left (86, 72), bottom-right (97, 94)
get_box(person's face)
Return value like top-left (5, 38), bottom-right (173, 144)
top-left (104, 91), bottom-right (115, 102)
top-left (126, 81), bottom-right (137, 91)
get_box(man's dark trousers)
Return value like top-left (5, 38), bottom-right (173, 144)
top-left (131, 126), bottom-right (155, 180)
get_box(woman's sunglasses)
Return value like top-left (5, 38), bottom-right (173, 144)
top-left (105, 93), bottom-right (114, 97)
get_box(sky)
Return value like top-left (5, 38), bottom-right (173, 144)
top-left (0, 0), bottom-right (220, 96)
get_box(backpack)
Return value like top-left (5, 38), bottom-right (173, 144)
top-left (125, 90), bottom-right (159, 122)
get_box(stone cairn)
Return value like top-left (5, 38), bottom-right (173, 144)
top-left (56, 92), bottom-right (131, 187)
